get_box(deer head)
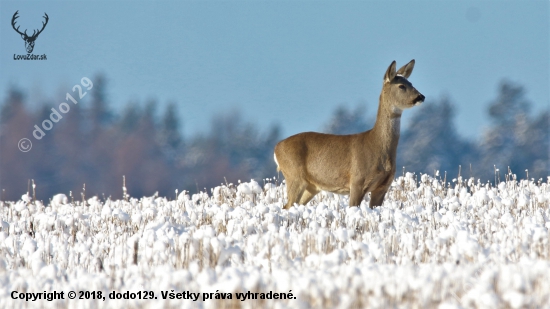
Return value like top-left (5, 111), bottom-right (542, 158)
top-left (382, 60), bottom-right (425, 112)
top-left (12, 11), bottom-right (49, 54)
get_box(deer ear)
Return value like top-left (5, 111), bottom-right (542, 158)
top-left (384, 61), bottom-right (397, 83)
top-left (396, 59), bottom-right (415, 79)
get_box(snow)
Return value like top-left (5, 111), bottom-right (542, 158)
top-left (0, 174), bottom-right (550, 308)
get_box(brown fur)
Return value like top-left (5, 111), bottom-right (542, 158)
top-left (274, 60), bottom-right (425, 209)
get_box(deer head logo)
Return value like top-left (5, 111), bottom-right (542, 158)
top-left (11, 11), bottom-right (49, 54)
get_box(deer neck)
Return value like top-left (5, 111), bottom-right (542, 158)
top-left (371, 96), bottom-right (402, 151)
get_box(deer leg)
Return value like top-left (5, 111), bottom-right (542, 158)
top-left (369, 173), bottom-right (394, 208)
top-left (284, 179), bottom-right (307, 209)
top-left (349, 185), bottom-right (365, 207)
top-left (369, 186), bottom-right (389, 208)
top-left (298, 186), bottom-right (319, 206)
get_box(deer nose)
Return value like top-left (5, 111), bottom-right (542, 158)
top-left (417, 94), bottom-right (425, 102)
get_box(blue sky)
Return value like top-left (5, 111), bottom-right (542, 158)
top-left (1, 1), bottom-right (548, 140)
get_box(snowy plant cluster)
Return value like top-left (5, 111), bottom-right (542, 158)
top-left (1, 173), bottom-right (550, 308)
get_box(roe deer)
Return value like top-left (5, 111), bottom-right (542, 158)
top-left (274, 60), bottom-right (424, 209)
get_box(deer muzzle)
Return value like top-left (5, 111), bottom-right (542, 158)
top-left (413, 94), bottom-right (425, 106)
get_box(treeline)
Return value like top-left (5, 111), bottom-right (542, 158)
top-left (0, 75), bottom-right (547, 201)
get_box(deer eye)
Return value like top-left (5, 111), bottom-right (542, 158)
top-left (398, 84), bottom-right (406, 90)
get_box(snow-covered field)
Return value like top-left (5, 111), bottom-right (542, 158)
top-left (1, 173), bottom-right (550, 308)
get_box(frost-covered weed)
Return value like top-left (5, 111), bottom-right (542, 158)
top-left (1, 174), bottom-right (550, 308)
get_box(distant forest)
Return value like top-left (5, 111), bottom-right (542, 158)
top-left (0, 75), bottom-right (548, 201)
